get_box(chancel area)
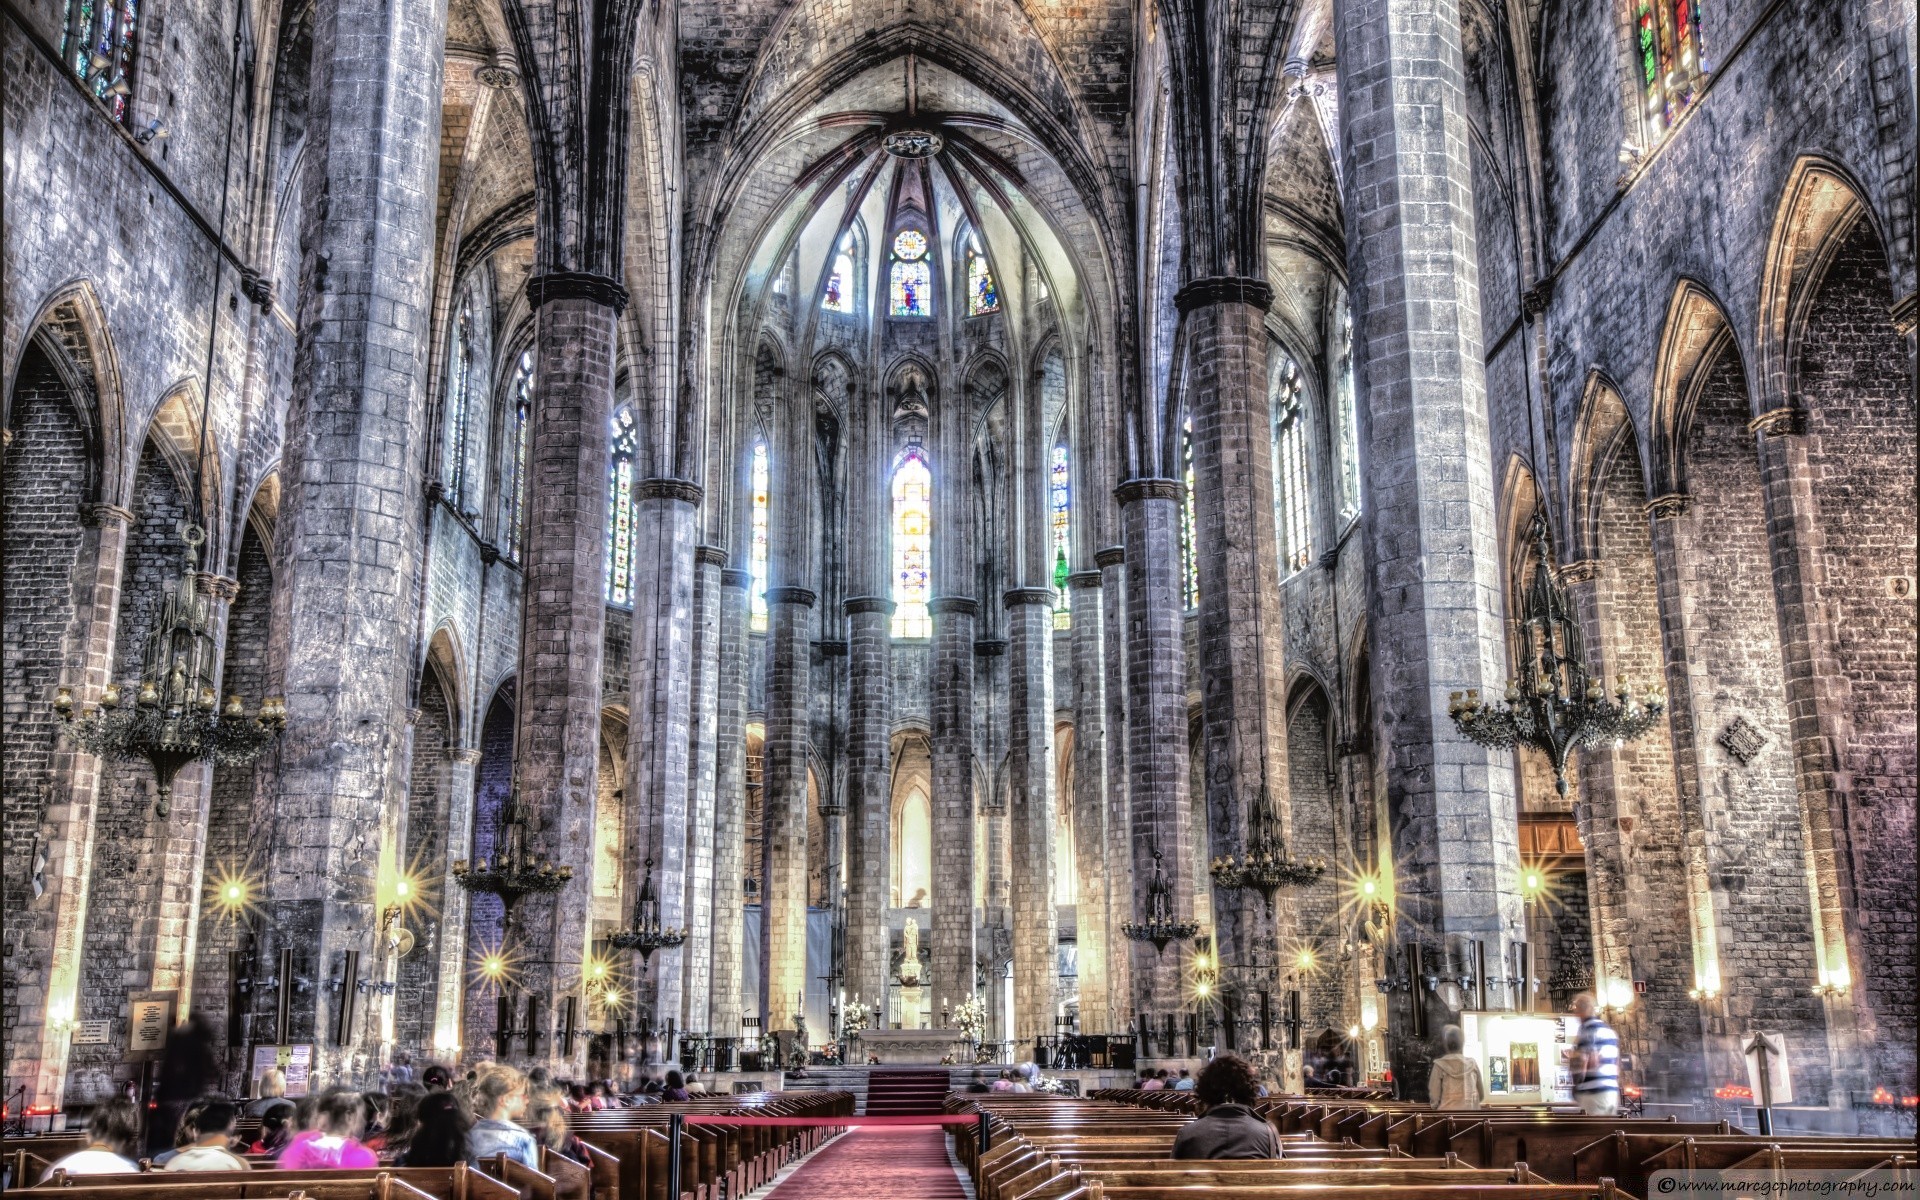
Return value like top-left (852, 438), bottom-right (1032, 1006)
top-left (4, 0), bottom-right (1916, 1159)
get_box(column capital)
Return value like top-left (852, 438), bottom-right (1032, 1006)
top-left (196, 573), bottom-right (241, 601)
top-left (929, 596), bottom-right (978, 616)
top-left (1645, 492), bottom-right (1691, 520)
top-left (843, 595), bottom-right (895, 616)
top-left (767, 586), bottom-right (816, 607)
top-left (973, 639), bottom-right (1007, 657)
top-left (1746, 407), bottom-right (1806, 437)
top-left (720, 568), bottom-right (752, 588)
top-left (526, 271), bottom-right (631, 314)
top-left (637, 477), bottom-right (703, 506)
top-left (1066, 570), bottom-right (1104, 590)
top-left (1173, 275), bottom-right (1274, 314)
top-left (694, 545), bottom-right (729, 568)
top-left (1555, 560), bottom-right (1600, 586)
top-left (1093, 545), bottom-right (1125, 569)
top-left (452, 747), bottom-right (485, 765)
top-left (1114, 478), bottom-right (1182, 506)
top-left (81, 502), bottom-right (135, 527)
top-left (1004, 587), bottom-right (1055, 608)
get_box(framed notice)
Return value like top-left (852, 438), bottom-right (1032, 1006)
top-left (250, 1044), bottom-right (314, 1097)
top-left (73, 1019), bottom-right (112, 1045)
top-left (128, 990), bottom-right (177, 1059)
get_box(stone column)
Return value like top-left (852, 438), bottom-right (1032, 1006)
top-left (708, 569), bottom-right (751, 1038)
top-left (760, 585), bottom-right (814, 1026)
top-left (1179, 279), bottom-right (1293, 979)
top-left (1096, 545), bottom-right (1133, 1030)
top-left (1337, 0), bottom-right (1525, 1090)
top-left (261, 0), bottom-right (443, 1079)
top-left (682, 545), bottom-right (726, 1033)
top-left (929, 595), bottom-right (978, 1005)
top-left (625, 479), bottom-right (699, 1037)
top-left (1006, 588), bottom-right (1058, 1041)
top-left (1067, 571), bottom-right (1111, 1035)
top-left (432, 748), bottom-right (482, 1056)
top-left (1116, 481), bottom-right (1194, 1038)
top-left (843, 596), bottom-right (893, 1009)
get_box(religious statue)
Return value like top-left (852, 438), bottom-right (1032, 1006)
top-left (900, 917), bottom-right (922, 985)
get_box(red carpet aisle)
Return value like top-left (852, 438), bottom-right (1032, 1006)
top-left (765, 1125), bottom-right (969, 1200)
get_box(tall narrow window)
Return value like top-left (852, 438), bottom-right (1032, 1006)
top-left (505, 349), bottom-right (534, 562)
top-left (1271, 349), bottom-right (1313, 574)
top-left (822, 232), bottom-right (856, 314)
top-left (889, 229), bottom-right (932, 318)
top-left (891, 444), bottom-right (933, 638)
top-left (605, 405), bottom-right (638, 605)
top-left (1332, 302), bottom-right (1361, 524)
top-left (62, 0), bottom-right (138, 120)
top-left (1050, 443), bottom-right (1072, 629)
top-left (1181, 416), bottom-right (1199, 610)
top-left (443, 297), bottom-right (475, 508)
top-left (749, 440), bottom-right (770, 632)
top-left (1632, 1), bottom-right (1707, 142)
top-left (966, 235), bottom-right (1000, 316)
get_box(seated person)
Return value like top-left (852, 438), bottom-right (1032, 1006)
top-left (166, 1095), bottom-right (250, 1171)
top-left (44, 1098), bottom-right (143, 1178)
top-left (1171, 1054), bottom-right (1281, 1160)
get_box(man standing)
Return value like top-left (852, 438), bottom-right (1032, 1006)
top-left (1564, 993), bottom-right (1620, 1115)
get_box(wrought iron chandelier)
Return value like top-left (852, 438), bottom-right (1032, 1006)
top-left (1209, 780), bottom-right (1326, 911)
top-left (55, 524), bottom-right (285, 817)
top-left (608, 857), bottom-right (685, 963)
top-left (1450, 515), bottom-right (1667, 793)
top-left (452, 798), bottom-right (573, 910)
top-left (1121, 848), bottom-right (1201, 953)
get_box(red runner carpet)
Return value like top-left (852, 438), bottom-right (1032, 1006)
top-left (766, 1125), bottom-right (968, 1200)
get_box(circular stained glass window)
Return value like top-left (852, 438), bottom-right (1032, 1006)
top-left (893, 229), bottom-right (928, 261)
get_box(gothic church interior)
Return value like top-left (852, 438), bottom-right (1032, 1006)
top-left (4, 0), bottom-right (1916, 1136)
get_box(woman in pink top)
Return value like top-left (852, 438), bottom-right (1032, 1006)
top-left (279, 1089), bottom-right (380, 1169)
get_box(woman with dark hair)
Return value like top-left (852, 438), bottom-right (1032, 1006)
top-left (249, 1103), bottom-right (295, 1155)
top-left (278, 1088), bottom-right (379, 1169)
top-left (379, 1083), bottom-right (428, 1158)
top-left (660, 1070), bottom-right (691, 1102)
top-left (1170, 1055), bottom-right (1281, 1160)
top-left (401, 1093), bottom-right (473, 1168)
top-left (44, 1098), bottom-right (143, 1178)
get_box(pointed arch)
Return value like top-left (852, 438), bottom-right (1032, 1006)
top-left (9, 281), bottom-right (125, 508)
top-left (1649, 279), bottom-right (1738, 499)
top-left (1567, 372), bottom-right (1642, 563)
top-left (424, 622), bottom-right (468, 741)
top-left (1758, 157), bottom-right (1883, 418)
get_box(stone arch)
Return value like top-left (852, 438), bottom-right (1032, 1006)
top-left (396, 649), bottom-right (458, 1056)
top-left (1566, 372), bottom-right (1640, 563)
top-left (1650, 278), bottom-right (1738, 499)
top-left (8, 281), bottom-right (124, 508)
top-left (235, 469), bottom-right (281, 569)
top-left (888, 728), bottom-right (933, 910)
top-left (1053, 721), bottom-right (1076, 907)
top-left (137, 384), bottom-right (222, 537)
top-left (424, 622), bottom-right (468, 740)
top-left (1756, 156), bottom-right (1884, 418)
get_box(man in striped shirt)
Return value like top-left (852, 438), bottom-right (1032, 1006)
top-left (1565, 993), bottom-right (1621, 1114)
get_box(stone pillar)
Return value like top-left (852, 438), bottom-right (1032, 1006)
top-left (682, 545), bottom-right (726, 1033)
top-left (1006, 589), bottom-right (1058, 1040)
top-left (844, 596), bottom-right (893, 1009)
top-left (1116, 482), bottom-right (1195, 1037)
top-left (760, 585), bottom-right (814, 1026)
top-left (708, 569), bottom-right (751, 1037)
top-left (625, 480), bottom-right (699, 1036)
top-left (432, 748), bottom-right (482, 1056)
top-left (261, 0), bottom-right (443, 1079)
top-left (929, 596), bottom-right (978, 1004)
top-left (1096, 545), bottom-right (1133, 1030)
top-left (1179, 279), bottom-right (1294, 980)
top-left (1067, 570), bottom-right (1111, 1035)
top-left (1337, 0), bottom-right (1525, 1090)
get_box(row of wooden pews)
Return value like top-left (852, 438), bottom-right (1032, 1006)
top-left (567, 1087), bottom-right (854, 1200)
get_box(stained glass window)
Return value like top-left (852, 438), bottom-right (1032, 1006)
top-left (1181, 416), bottom-right (1199, 610)
top-left (967, 236), bottom-right (1000, 316)
top-left (750, 440), bottom-right (770, 633)
top-left (890, 228), bottom-right (931, 318)
top-left (61, 0), bottom-right (138, 120)
top-left (505, 349), bottom-right (534, 562)
top-left (1633, 1), bottom-right (1707, 142)
top-left (1271, 350), bottom-right (1313, 575)
top-left (1332, 302), bottom-right (1361, 524)
top-left (443, 296), bottom-right (475, 509)
top-left (1050, 444), bottom-right (1071, 629)
top-left (891, 445), bottom-right (933, 638)
top-left (822, 232), bottom-right (856, 314)
top-left (605, 405), bottom-right (638, 606)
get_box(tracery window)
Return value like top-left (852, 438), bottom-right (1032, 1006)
top-left (1050, 443), bottom-right (1071, 629)
top-left (966, 235), bottom-right (1000, 316)
top-left (889, 229), bottom-right (932, 318)
top-left (443, 295), bottom-right (476, 509)
top-left (1181, 416), bottom-right (1199, 610)
top-left (1332, 302), bottom-right (1361, 524)
top-left (605, 405), bottom-right (638, 606)
top-left (891, 444), bottom-right (933, 638)
top-left (1271, 349), bottom-right (1313, 575)
top-left (749, 439), bottom-right (770, 633)
top-left (822, 232), bottom-right (857, 314)
top-left (1631, 0), bottom-right (1708, 141)
top-left (62, 0), bottom-right (139, 120)
top-left (504, 349), bottom-right (534, 562)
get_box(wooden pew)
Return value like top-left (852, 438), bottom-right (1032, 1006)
top-left (26, 1162), bottom-right (517, 1199)
top-left (1068, 1182), bottom-right (1615, 1200)
top-left (1573, 1132), bottom-right (1915, 1197)
top-left (29, 1172), bottom-right (438, 1199)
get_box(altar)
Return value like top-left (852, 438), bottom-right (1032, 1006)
top-left (855, 1028), bottom-right (967, 1064)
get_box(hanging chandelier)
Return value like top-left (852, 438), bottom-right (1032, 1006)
top-left (452, 798), bottom-right (573, 910)
top-left (1450, 515), bottom-right (1666, 793)
top-left (608, 857), bottom-right (685, 963)
top-left (1209, 781), bottom-right (1326, 911)
top-left (1121, 848), bottom-right (1201, 953)
top-left (54, 524), bottom-right (285, 817)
